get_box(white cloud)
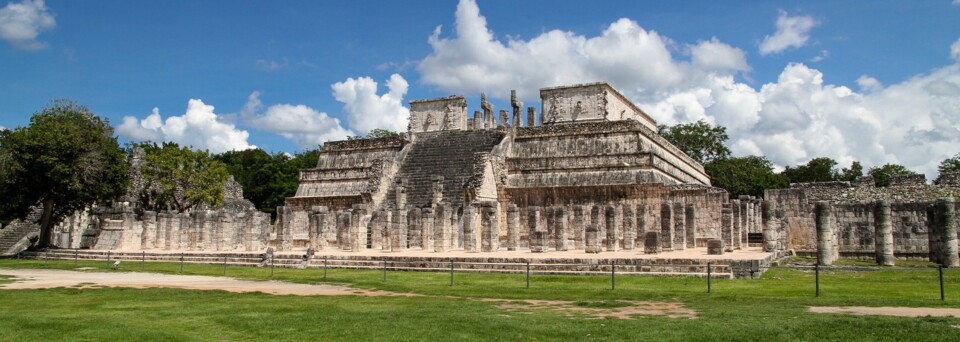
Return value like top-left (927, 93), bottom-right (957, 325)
top-left (256, 58), bottom-right (288, 71)
top-left (954, 0), bottom-right (960, 6)
top-left (0, 0), bottom-right (55, 50)
top-left (0, 125), bottom-right (6, 131)
top-left (417, 0), bottom-right (960, 179)
top-left (759, 10), bottom-right (817, 55)
top-left (331, 74), bottom-right (410, 134)
top-left (117, 99), bottom-right (255, 153)
top-left (952, 38), bottom-right (960, 62)
top-left (810, 49), bottom-right (829, 62)
top-left (242, 91), bottom-right (354, 148)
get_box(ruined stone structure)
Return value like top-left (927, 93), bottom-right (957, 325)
top-left (278, 82), bottom-right (770, 256)
top-left (767, 174), bottom-right (960, 266)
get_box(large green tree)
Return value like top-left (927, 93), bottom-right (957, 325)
top-left (938, 153), bottom-right (960, 177)
top-left (781, 157), bottom-right (839, 184)
top-left (0, 100), bottom-right (129, 248)
top-left (657, 120), bottom-right (731, 164)
top-left (134, 142), bottom-right (229, 212)
top-left (867, 163), bottom-right (920, 187)
top-left (838, 161), bottom-right (864, 182)
top-left (706, 156), bottom-right (789, 198)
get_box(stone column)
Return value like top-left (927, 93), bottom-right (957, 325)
top-left (544, 207), bottom-right (555, 248)
top-left (407, 206), bottom-right (421, 249)
top-left (527, 107), bottom-right (536, 127)
top-left (673, 202), bottom-right (686, 250)
top-left (622, 204), bottom-right (635, 250)
top-left (554, 207), bottom-right (568, 251)
top-left (707, 239), bottom-right (724, 255)
top-left (739, 197), bottom-right (749, 243)
top-left (721, 206), bottom-right (734, 252)
top-left (421, 208), bottom-right (434, 251)
top-left (874, 200), bottom-right (895, 266)
top-left (527, 206), bottom-right (546, 252)
top-left (660, 201), bottom-right (674, 251)
top-left (498, 110), bottom-right (509, 128)
top-left (481, 202), bottom-right (499, 252)
top-left (573, 205), bottom-right (586, 250)
top-left (731, 199), bottom-right (742, 249)
top-left (938, 197), bottom-right (959, 267)
top-left (816, 201), bottom-right (838, 266)
top-left (316, 207), bottom-right (330, 250)
top-left (605, 205), bottom-right (620, 251)
top-left (141, 211), bottom-right (157, 250)
top-left (684, 204), bottom-right (696, 249)
top-left (511, 90), bottom-right (523, 127)
top-left (157, 212), bottom-right (169, 250)
top-left (392, 208), bottom-right (407, 252)
top-left (644, 231), bottom-right (661, 254)
top-left (350, 204), bottom-right (366, 251)
top-left (308, 207), bottom-right (321, 250)
top-left (338, 211), bottom-right (352, 251)
top-left (637, 204), bottom-right (649, 235)
top-left (463, 204), bottom-right (478, 252)
top-left (762, 200), bottom-right (778, 253)
top-left (434, 205), bottom-right (451, 252)
top-left (506, 204), bottom-right (520, 251)
top-left (472, 111), bottom-right (482, 130)
top-left (370, 210), bottom-right (383, 250)
top-left (585, 224), bottom-right (601, 253)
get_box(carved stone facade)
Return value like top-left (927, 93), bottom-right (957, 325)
top-left (276, 82), bottom-right (756, 255)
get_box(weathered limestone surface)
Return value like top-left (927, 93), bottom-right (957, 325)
top-left (874, 201), bottom-right (895, 266)
top-left (938, 198), bottom-right (959, 267)
top-left (707, 239), bottom-right (724, 255)
top-left (816, 202), bottom-right (838, 266)
top-left (644, 231), bottom-right (661, 255)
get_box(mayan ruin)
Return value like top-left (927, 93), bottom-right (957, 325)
top-left (2, 81), bottom-right (954, 279)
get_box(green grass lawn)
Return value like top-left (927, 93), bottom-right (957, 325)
top-left (1, 258), bottom-right (960, 341)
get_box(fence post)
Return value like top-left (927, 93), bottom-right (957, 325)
top-left (180, 253), bottom-right (184, 273)
top-left (449, 259), bottom-right (454, 287)
top-left (611, 261), bottom-right (616, 290)
top-left (141, 251), bottom-right (145, 271)
top-left (382, 259), bottom-right (387, 282)
top-left (323, 255), bottom-right (328, 280)
top-left (223, 256), bottom-right (227, 276)
top-left (815, 264), bottom-right (820, 297)
top-left (526, 261), bottom-right (530, 289)
top-left (707, 262), bottom-right (712, 293)
top-left (940, 265), bottom-right (945, 301)
top-left (107, 250), bottom-right (111, 267)
top-left (74, 248), bottom-right (78, 267)
top-left (270, 254), bottom-right (274, 278)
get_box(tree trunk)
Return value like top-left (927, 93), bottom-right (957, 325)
top-left (37, 197), bottom-right (55, 248)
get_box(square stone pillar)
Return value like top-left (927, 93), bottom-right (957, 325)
top-left (351, 204), bottom-right (367, 251)
top-left (622, 204), bottom-right (635, 250)
top-left (554, 207), bottom-right (568, 251)
top-left (660, 201), bottom-right (674, 251)
top-left (421, 208), bottom-right (434, 251)
top-left (391, 208), bottom-right (407, 252)
top-left (528, 206), bottom-right (541, 249)
top-left (434, 205), bottom-right (452, 252)
top-left (673, 202), bottom-right (686, 251)
top-left (707, 239), bottom-right (724, 255)
top-left (338, 211), bottom-right (352, 251)
top-left (463, 204), bottom-right (479, 252)
top-left (481, 202), bottom-right (499, 252)
top-left (685, 204), bottom-right (696, 249)
top-left (644, 231), bottom-right (661, 254)
top-left (506, 204), bottom-right (520, 251)
top-left (585, 224), bottom-right (601, 253)
top-left (731, 199), bottom-right (742, 249)
top-left (141, 211), bottom-right (157, 250)
top-left (157, 212), bottom-right (170, 250)
top-left (573, 205), bottom-right (586, 250)
top-left (721, 205), bottom-right (734, 253)
top-left (605, 205), bottom-right (620, 252)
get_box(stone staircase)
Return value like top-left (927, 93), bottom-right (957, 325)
top-left (385, 130), bottom-right (505, 209)
top-left (0, 220), bottom-right (40, 255)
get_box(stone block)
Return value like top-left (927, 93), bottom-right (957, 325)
top-left (644, 231), bottom-right (661, 254)
top-left (707, 239), bottom-right (724, 255)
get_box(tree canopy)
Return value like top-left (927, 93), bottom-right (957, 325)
top-left (133, 142), bottom-right (229, 212)
top-left (781, 157), bottom-right (839, 184)
top-left (705, 156), bottom-right (789, 198)
top-left (838, 161), bottom-right (863, 182)
top-left (0, 100), bottom-right (128, 247)
top-left (657, 120), bottom-right (731, 165)
top-left (868, 163), bottom-right (920, 187)
top-left (216, 148), bottom-right (319, 218)
top-left (938, 153), bottom-right (960, 178)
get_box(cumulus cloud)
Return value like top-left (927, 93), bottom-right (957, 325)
top-left (117, 99), bottom-right (255, 153)
top-left (952, 38), bottom-right (960, 62)
top-left (417, 0), bottom-right (960, 179)
top-left (331, 74), bottom-right (410, 134)
top-left (0, 0), bottom-right (55, 50)
top-left (758, 10), bottom-right (817, 55)
top-left (242, 91), bottom-right (354, 148)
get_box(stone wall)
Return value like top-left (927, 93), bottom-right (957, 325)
top-left (766, 174), bottom-right (960, 252)
top-left (408, 96), bottom-right (468, 133)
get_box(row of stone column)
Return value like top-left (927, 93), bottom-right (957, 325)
top-left (816, 198), bottom-right (958, 267)
top-left (100, 209), bottom-right (269, 252)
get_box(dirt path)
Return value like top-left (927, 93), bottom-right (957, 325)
top-left (810, 306), bottom-right (960, 318)
top-left (0, 268), bottom-right (414, 297)
top-left (478, 298), bottom-right (697, 319)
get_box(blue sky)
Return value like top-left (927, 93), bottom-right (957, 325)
top-left (1, 0), bottom-right (959, 177)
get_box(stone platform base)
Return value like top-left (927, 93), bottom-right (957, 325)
top-left (27, 247), bottom-right (775, 279)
